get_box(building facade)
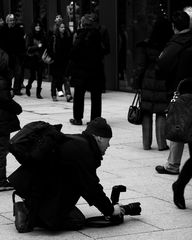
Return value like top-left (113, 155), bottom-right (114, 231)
top-left (0, 0), bottom-right (191, 91)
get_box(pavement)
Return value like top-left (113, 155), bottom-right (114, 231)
top-left (0, 80), bottom-right (192, 240)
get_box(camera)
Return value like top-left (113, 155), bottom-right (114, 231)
top-left (86, 185), bottom-right (141, 227)
top-left (111, 185), bottom-right (141, 216)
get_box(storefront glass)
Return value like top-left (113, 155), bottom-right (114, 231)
top-left (117, 0), bottom-right (166, 91)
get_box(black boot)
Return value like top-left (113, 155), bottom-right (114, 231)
top-left (172, 181), bottom-right (186, 209)
top-left (36, 88), bottom-right (43, 99)
top-left (26, 85), bottom-right (31, 97)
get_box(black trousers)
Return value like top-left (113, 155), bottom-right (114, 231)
top-left (175, 142), bottom-right (192, 189)
top-left (51, 75), bottom-right (72, 97)
top-left (27, 64), bottom-right (43, 89)
top-left (73, 87), bottom-right (102, 121)
top-left (9, 54), bottom-right (24, 92)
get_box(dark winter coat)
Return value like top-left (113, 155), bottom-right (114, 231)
top-left (48, 28), bottom-right (73, 77)
top-left (26, 27), bottom-right (46, 66)
top-left (8, 132), bottom-right (114, 229)
top-left (157, 30), bottom-right (192, 94)
top-left (133, 40), bottom-right (168, 113)
top-left (68, 28), bottom-right (105, 92)
top-left (1, 23), bottom-right (25, 56)
top-left (0, 49), bottom-right (22, 134)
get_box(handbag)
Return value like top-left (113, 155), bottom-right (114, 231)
top-left (165, 90), bottom-right (192, 143)
top-left (127, 91), bottom-right (142, 125)
top-left (41, 49), bottom-right (54, 64)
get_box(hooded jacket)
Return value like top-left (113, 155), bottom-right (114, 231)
top-left (157, 30), bottom-right (192, 93)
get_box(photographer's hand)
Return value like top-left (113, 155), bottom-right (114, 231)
top-left (112, 204), bottom-right (125, 216)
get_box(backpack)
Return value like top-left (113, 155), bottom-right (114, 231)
top-left (9, 121), bottom-right (65, 166)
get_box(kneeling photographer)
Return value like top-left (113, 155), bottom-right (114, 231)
top-left (9, 117), bottom-right (141, 233)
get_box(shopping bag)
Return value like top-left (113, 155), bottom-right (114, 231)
top-left (41, 49), bottom-right (54, 64)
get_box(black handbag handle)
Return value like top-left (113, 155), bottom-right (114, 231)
top-left (132, 91), bottom-right (141, 107)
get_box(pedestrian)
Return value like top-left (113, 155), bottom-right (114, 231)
top-left (69, 14), bottom-right (106, 125)
top-left (2, 14), bottom-right (26, 95)
top-left (47, 19), bottom-right (73, 102)
top-left (25, 20), bottom-right (46, 99)
top-left (155, 10), bottom-right (192, 174)
top-left (90, 12), bottom-right (110, 92)
top-left (0, 48), bottom-right (22, 191)
top-left (171, 77), bottom-right (192, 209)
top-left (9, 117), bottom-right (125, 232)
top-left (132, 17), bottom-right (173, 150)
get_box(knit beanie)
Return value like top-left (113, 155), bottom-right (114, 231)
top-left (84, 117), bottom-right (112, 138)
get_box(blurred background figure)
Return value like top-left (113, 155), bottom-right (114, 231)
top-left (2, 14), bottom-right (26, 96)
top-left (0, 17), bottom-right (5, 49)
top-left (25, 20), bottom-right (46, 99)
top-left (132, 17), bottom-right (173, 150)
top-left (0, 48), bottom-right (22, 191)
top-left (47, 19), bottom-right (73, 102)
top-left (69, 14), bottom-right (107, 125)
top-left (53, 14), bottom-right (63, 34)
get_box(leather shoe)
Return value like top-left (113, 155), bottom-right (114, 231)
top-left (66, 95), bottom-right (73, 102)
top-left (158, 146), bottom-right (169, 151)
top-left (172, 182), bottom-right (186, 209)
top-left (155, 165), bottom-right (179, 175)
top-left (12, 191), bottom-right (33, 233)
top-left (70, 119), bottom-right (82, 125)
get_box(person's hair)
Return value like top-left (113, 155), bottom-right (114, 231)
top-left (55, 19), bottom-right (65, 35)
top-left (31, 20), bottom-right (42, 31)
top-left (172, 10), bottom-right (190, 31)
top-left (5, 13), bottom-right (15, 23)
top-left (80, 14), bottom-right (95, 29)
top-left (184, 6), bottom-right (192, 28)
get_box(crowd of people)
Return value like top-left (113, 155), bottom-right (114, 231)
top-left (0, 5), bottom-right (192, 234)
top-left (0, 12), bottom-right (109, 107)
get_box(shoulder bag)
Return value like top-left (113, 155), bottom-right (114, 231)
top-left (127, 91), bottom-right (142, 125)
top-left (165, 79), bottom-right (192, 143)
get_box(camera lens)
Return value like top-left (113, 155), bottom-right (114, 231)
top-left (122, 202), bottom-right (141, 216)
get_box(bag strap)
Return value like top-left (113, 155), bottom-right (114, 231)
top-left (132, 91), bottom-right (141, 107)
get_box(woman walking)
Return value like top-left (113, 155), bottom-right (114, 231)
top-left (25, 20), bottom-right (46, 99)
top-left (48, 20), bottom-right (73, 102)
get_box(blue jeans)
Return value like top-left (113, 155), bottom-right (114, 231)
top-left (0, 134), bottom-right (10, 183)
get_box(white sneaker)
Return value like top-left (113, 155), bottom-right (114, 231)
top-left (58, 91), bottom-right (64, 97)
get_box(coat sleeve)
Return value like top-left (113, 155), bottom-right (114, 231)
top-left (59, 140), bottom-right (114, 216)
top-left (77, 165), bottom-right (114, 216)
top-left (157, 42), bottom-right (182, 77)
top-left (132, 44), bottom-right (147, 89)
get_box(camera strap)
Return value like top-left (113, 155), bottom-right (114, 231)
top-left (85, 215), bottom-right (123, 228)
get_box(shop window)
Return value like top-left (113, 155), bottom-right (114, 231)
top-left (10, 0), bottom-right (23, 23)
top-left (117, 0), bottom-right (168, 91)
top-left (33, 0), bottom-right (47, 30)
